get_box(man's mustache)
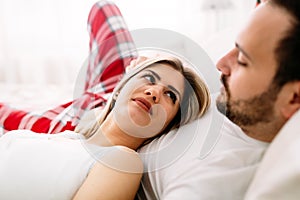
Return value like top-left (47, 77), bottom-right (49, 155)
top-left (221, 74), bottom-right (228, 91)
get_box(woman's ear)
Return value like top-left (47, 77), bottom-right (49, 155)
top-left (281, 81), bottom-right (300, 119)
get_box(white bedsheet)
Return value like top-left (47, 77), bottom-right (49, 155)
top-left (0, 83), bottom-right (73, 111)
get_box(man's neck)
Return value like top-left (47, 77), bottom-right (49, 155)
top-left (240, 118), bottom-right (285, 142)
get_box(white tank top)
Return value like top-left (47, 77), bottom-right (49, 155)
top-left (0, 130), bottom-right (110, 200)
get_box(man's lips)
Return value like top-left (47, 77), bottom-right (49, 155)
top-left (133, 97), bottom-right (152, 113)
top-left (220, 75), bottom-right (228, 94)
top-left (220, 86), bottom-right (225, 93)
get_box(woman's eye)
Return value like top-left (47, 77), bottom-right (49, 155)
top-left (165, 91), bottom-right (177, 104)
top-left (143, 74), bottom-right (156, 84)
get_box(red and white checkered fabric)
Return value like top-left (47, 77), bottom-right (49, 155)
top-left (0, 0), bottom-right (138, 135)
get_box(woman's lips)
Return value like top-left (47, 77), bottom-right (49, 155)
top-left (133, 97), bottom-right (152, 113)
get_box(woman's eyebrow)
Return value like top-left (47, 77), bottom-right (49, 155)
top-left (145, 69), bottom-right (182, 100)
top-left (144, 69), bottom-right (161, 80)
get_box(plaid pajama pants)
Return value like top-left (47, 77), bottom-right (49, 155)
top-left (0, 0), bottom-right (137, 135)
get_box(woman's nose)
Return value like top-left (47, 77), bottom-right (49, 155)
top-left (145, 86), bottom-right (162, 103)
top-left (216, 48), bottom-right (235, 76)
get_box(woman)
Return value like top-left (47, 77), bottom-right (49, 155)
top-left (0, 56), bottom-right (210, 199)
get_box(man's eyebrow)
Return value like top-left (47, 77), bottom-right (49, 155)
top-left (145, 69), bottom-right (182, 99)
top-left (235, 42), bottom-right (252, 61)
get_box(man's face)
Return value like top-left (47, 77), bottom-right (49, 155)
top-left (216, 3), bottom-right (293, 139)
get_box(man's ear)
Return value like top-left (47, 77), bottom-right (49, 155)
top-left (281, 81), bottom-right (300, 119)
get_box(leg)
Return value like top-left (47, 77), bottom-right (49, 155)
top-left (85, 0), bottom-right (138, 93)
top-left (0, 1), bottom-right (137, 134)
top-left (0, 102), bottom-right (75, 135)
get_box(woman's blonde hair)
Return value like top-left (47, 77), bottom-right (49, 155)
top-left (78, 56), bottom-right (210, 139)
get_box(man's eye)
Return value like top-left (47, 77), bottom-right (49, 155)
top-left (165, 91), bottom-right (177, 104)
top-left (143, 74), bottom-right (156, 84)
top-left (237, 60), bottom-right (247, 67)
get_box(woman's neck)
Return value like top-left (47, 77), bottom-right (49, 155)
top-left (86, 113), bottom-right (145, 150)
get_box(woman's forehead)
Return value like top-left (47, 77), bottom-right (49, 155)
top-left (145, 62), bottom-right (180, 73)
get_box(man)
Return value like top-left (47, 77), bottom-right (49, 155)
top-left (137, 0), bottom-right (300, 199)
top-left (216, 0), bottom-right (300, 143)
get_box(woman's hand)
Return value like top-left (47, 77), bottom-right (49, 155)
top-left (126, 56), bottom-right (148, 72)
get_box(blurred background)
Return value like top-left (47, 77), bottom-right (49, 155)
top-left (0, 0), bottom-right (256, 108)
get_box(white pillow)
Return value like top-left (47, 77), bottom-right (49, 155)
top-left (245, 109), bottom-right (300, 199)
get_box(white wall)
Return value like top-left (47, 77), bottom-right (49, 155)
top-left (0, 0), bottom-right (256, 85)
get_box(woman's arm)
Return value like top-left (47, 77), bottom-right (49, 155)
top-left (73, 146), bottom-right (143, 200)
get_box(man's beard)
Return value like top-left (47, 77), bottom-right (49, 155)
top-left (216, 75), bottom-right (280, 127)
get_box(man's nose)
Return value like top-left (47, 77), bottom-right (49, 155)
top-left (216, 48), bottom-right (236, 76)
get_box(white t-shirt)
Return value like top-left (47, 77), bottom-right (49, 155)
top-left (137, 103), bottom-right (269, 200)
top-left (0, 130), bottom-right (112, 200)
top-left (245, 110), bottom-right (300, 200)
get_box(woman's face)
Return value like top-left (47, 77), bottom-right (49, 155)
top-left (113, 63), bottom-right (185, 139)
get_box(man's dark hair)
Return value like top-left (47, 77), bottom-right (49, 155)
top-left (272, 0), bottom-right (300, 87)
